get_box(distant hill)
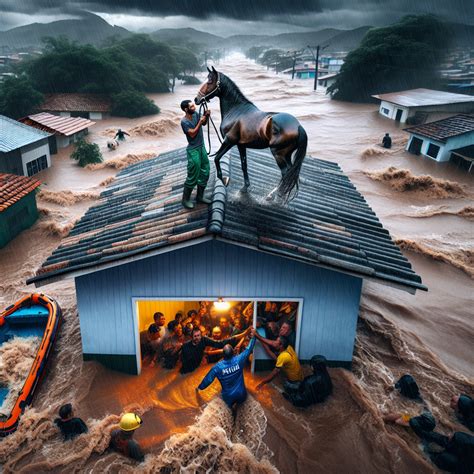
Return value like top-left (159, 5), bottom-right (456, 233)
top-left (151, 28), bottom-right (222, 48)
top-left (0, 12), bottom-right (131, 50)
top-left (151, 27), bottom-right (366, 52)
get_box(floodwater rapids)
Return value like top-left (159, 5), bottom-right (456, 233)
top-left (0, 53), bottom-right (472, 473)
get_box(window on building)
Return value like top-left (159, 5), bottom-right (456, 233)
top-left (26, 155), bottom-right (48, 176)
top-left (426, 143), bottom-right (440, 159)
top-left (382, 107), bottom-right (390, 115)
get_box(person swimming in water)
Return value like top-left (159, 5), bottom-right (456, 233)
top-left (197, 327), bottom-right (256, 414)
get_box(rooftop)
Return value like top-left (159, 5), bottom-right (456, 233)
top-left (451, 145), bottom-right (474, 160)
top-left (28, 148), bottom-right (426, 293)
top-left (372, 88), bottom-right (474, 108)
top-left (318, 73), bottom-right (338, 81)
top-left (404, 114), bottom-right (474, 142)
top-left (0, 115), bottom-right (51, 153)
top-left (0, 173), bottom-right (41, 212)
top-left (20, 113), bottom-right (95, 137)
top-left (40, 93), bottom-right (111, 113)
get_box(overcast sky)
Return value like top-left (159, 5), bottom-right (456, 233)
top-left (0, 0), bottom-right (473, 35)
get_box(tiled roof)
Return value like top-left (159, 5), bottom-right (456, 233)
top-left (20, 113), bottom-right (95, 136)
top-left (404, 114), bottom-right (474, 143)
top-left (0, 115), bottom-right (51, 153)
top-left (372, 88), bottom-right (474, 107)
top-left (0, 173), bottom-right (41, 212)
top-left (40, 94), bottom-right (111, 113)
top-left (28, 148), bottom-right (426, 293)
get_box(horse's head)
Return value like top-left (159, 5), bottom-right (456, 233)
top-left (195, 66), bottom-right (220, 105)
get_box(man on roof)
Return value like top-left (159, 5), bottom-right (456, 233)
top-left (180, 99), bottom-right (212, 209)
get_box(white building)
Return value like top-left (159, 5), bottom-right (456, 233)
top-left (372, 88), bottom-right (474, 124)
top-left (404, 114), bottom-right (474, 163)
top-left (20, 113), bottom-right (95, 154)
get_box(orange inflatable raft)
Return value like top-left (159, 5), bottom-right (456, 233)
top-left (0, 293), bottom-right (62, 436)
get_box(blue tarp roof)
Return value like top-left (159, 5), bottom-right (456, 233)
top-left (0, 115), bottom-right (51, 153)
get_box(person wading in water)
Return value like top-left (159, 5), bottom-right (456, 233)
top-left (180, 99), bottom-right (212, 209)
top-left (197, 328), bottom-right (256, 415)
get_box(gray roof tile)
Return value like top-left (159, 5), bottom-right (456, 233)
top-left (28, 147), bottom-right (426, 292)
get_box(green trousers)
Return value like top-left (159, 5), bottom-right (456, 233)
top-left (184, 145), bottom-right (210, 189)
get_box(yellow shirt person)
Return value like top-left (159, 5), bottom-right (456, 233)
top-left (275, 345), bottom-right (304, 382)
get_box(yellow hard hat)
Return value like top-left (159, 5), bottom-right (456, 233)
top-left (119, 413), bottom-right (143, 431)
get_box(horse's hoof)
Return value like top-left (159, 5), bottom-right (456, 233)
top-left (222, 176), bottom-right (230, 187)
top-left (240, 185), bottom-right (249, 193)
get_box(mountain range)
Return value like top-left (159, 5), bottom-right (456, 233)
top-left (0, 12), bottom-right (472, 54)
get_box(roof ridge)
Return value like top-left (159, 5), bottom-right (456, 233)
top-left (207, 155), bottom-right (230, 233)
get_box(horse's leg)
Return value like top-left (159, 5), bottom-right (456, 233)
top-left (214, 137), bottom-right (235, 186)
top-left (237, 145), bottom-right (250, 190)
top-left (267, 146), bottom-right (295, 201)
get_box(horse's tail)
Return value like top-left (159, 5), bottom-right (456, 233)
top-left (279, 125), bottom-right (307, 200)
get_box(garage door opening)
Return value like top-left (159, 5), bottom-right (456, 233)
top-left (134, 299), bottom-right (302, 375)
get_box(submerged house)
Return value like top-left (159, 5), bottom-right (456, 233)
top-left (19, 113), bottom-right (95, 154)
top-left (28, 149), bottom-right (425, 374)
top-left (0, 173), bottom-right (41, 248)
top-left (404, 114), bottom-right (474, 164)
top-left (0, 115), bottom-right (51, 176)
top-left (39, 93), bottom-right (111, 120)
top-left (372, 88), bottom-right (474, 124)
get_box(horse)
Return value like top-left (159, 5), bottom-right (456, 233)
top-left (195, 66), bottom-right (307, 201)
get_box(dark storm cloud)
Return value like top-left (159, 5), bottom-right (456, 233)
top-left (0, 0), bottom-right (324, 20)
top-left (0, 0), bottom-right (472, 33)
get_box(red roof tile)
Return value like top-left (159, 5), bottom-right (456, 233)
top-left (20, 113), bottom-right (95, 136)
top-left (0, 173), bottom-right (41, 212)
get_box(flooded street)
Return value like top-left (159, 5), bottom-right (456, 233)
top-left (0, 53), bottom-right (473, 472)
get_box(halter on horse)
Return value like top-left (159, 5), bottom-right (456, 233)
top-left (195, 66), bottom-right (307, 201)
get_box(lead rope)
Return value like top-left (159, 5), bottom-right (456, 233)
top-left (199, 101), bottom-right (224, 157)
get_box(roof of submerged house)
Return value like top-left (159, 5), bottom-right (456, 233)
top-left (0, 115), bottom-right (51, 153)
top-left (27, 148), bottom-right (426, 293)
top-left (0, 173), bottom-right (41, 212)
top-left (372, 88), bottom-right (474, 107)
top-left (404, 114), bottom-right (474, 142)
top-left (20, 113), bottom-right (95, 136)
top-left (39, 93), bottom-right (111, 113)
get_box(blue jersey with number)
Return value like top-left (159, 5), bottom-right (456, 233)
top-left (198, 337), bottom-right (256, 407)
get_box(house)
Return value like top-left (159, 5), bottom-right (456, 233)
top-left (27, 148), bottom-right (426, 375)
top-left (371, 88), bottom-right (474, 124)
top-left (404, 114), bottom-right (474, 163)
top-left (0, 115), bottom-right (52, 176)
top-left (328, 59), bottom-right (344, 74)
top-left (19, 113), bottom-right (95, 154)
top-left (39, 93), bottom-right (112, 120)
top-left (318, 73), bottom-right (338, 88)
top-left (450, 146), bottom-right (474, 173)
top-left (0, 173), bottom-right (41, 248)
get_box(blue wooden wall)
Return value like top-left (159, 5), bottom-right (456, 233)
top-left (75, 239), bottom-right (362, 373)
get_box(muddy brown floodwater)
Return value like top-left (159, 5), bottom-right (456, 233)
top-left (0, 53), bottom-right (473, 473)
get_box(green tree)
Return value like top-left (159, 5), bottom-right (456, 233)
top-left (328, 15), bottom-right (449, 102)
top-left (71, 139), bottom-right (103, 167)
top-left (111, 91), bottom-right (159, 118)
top-left (0, 75), bottom-right (43, 119)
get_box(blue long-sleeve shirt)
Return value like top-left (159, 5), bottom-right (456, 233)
top-left (198, 337), bottom-right (256, 407)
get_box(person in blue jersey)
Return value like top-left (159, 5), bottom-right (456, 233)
top-left (197, 327), bottom-right (256, 412)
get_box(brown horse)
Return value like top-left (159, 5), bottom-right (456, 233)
top-left (195, 66), bottom-right (307, 200)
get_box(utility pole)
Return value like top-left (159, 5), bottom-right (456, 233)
top-left (307, 44), bottom-right (329, 91)
top-left (291, 51), bottom-right (298, 80)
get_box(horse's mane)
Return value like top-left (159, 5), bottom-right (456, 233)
top-left (219, 73), bottom-right (253, 108)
